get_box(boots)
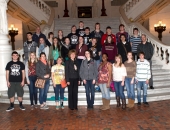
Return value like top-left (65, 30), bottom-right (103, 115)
top-left (122, 99), bottom-right (126, 109)
top-left (101, 99), bottom-right (110, 110)
top-left (116, 97), bottom-right (121, 107)
top-left (129, 99), bottom-right (135, 108)
top-left (127, 99), bottom-right (132, 108)
top-left (100, 98), bottom-right (105, 110)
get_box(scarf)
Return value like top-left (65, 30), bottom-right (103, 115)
top-left (39, 44), bottom-right (45, 56)
top-left (40, 58), bottom-right (47, 65)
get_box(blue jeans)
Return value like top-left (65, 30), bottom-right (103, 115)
top-left (125, 77), bottom-right (135, 100)
top-left (39, 79), bottom-right (50, 104)
top-left (54, 60), bottom-right (57, 65)
top-left (53, 84), bottom-right (65, 102)
top-left (94, 60), bottom-right (100, 69)
top-left (137, 81), bottom-right (148, 103)
top-left (28, 76), bottom-right (38, 105)
top-left (114, 81), bottom-right (125, 99)
top-left (85, 80), bottom-right (95, 107)
top-left (99, 83), bottom-right (110, 100)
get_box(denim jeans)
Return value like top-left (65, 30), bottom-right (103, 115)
top-left (94, 60), bottom-right (100, 69)
top-left (53, 84), bottom-right (65, 102)
top-left (114, 81), bottom-right (125, 99)
top-left (85, 80), bottom-right (95, 107)
top-left (137, 81), bottom-right (148, 103)
top-left (39, 79), bottom-right (50, 104)
top-left (148, 60), bottom-right (153, 86)
top-left (99, 83), bottom-right (110, 100)
top-left (125, 77), bottom-right (135, 100)
top-left (28, 76), bottom-right (38, 105)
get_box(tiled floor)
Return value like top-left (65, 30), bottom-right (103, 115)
top-left (0, 100), bottom-right (170, 130)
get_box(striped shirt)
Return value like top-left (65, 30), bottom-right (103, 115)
top-left (130, 35), bottom-right (141, 53)
top-left (135, 59), bottom-right (151, 81)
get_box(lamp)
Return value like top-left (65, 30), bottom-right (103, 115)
top-left (8, 24), bottom-right (18, 50)
top-left (154, 21), bottom-right (166, 41)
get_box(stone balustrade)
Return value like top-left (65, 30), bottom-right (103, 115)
top-left (123, 0), bottom-right (140, 12)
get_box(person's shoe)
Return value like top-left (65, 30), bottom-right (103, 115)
top-left (121, 99), bottom-right (126, 110)
top-left (74, 107), bottom-right (78, 110)
top-left (150, 86), bottom-right (154, 89)
top-left (20, 105), bottom-right (26, 110)
top-left (43, 105), bottom-right (49, 109)
top-left (143, 102), bottom-right (149, 106)
top-left (34, 104), bottom-right (38, 108)
top-left (6, 106), bottom-right (14, 112)
top-left (100, 98), bottom-right (105, 110)
top-left (40, 105), bottom-right (44, 109)
top-left (56, 106), bottom-right (60, 110)
top-left (127, 99), bottom-right (131, 108)
top-left (129, 99), bottom-right (135, 108)
top-left (31, 105), bottom-right (34, 110)
top-left (116, 97), bottom-right (121, 107)
top-left (60, 102), bottom-right (64, 109)
top-left (137, 102), bottom-right (141, 106)
top-left (101, 99), bottom-right (110, 110)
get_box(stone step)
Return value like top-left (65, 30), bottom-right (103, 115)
top-left (153, 74), bottom-right (170, 80)
top-left (153, 79), bottom-right (170, 87)
top-left (152, 69), bottom-right (170, 75)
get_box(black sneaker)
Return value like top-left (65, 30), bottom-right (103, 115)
top-left (150, 86), bottom-right (154, 89)
top-left (143, 102), bottom-right (149, 106)
top-left (20, 105), bottom-right (26, 110)
top-left (6, 106), bottom-right (14, 112)
top-left (137, 102), bottom-right (141, 106)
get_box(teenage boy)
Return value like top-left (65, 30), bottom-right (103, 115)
top-left (83, 27), bottom-right (92, 49)
top-left (116, 24), bottom-right (129, 44)
top-left (130, 28), bottom-right (141, 61)
top-left (76, 21), bottom-right (85, 36)
top-left (67, 25), bottom-right (79, 49)
top-left (23, 32), bottom-right (37, 61)
top-left (101, 26), bottom-right (116, 46)
top-left (6, 51), bottom-right (25, 111)
top-left (32, 26), bottom-right (46, 44)
top-left (136, 52), bottom-right (151, 106)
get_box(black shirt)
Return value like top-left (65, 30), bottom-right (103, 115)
top-left (67, 33), bottom-right (79, 49)
top-left (83, 34), bottom-right (92, 49)
top-left (76, 28), bottom-right (85, 37)
top-left (5, 61), bottom-right (25, 82)
top-left (89, 44), bottom-right (101, 60)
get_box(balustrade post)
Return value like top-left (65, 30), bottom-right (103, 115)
top-left (63, 0), bottom-right (69, 17)
top-left (101, 0), bottom-right (107, 16)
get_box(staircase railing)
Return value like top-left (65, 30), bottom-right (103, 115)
top-left (120, 6), bottom-right (170, 69)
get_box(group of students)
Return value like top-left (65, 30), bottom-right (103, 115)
top-left (5, 21), bottom-right (154, 111)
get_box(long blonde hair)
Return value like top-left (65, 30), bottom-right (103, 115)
top-left (28, 52), bottom-right (37, 66)
top-left (114, 54), bottom-right (122, 67)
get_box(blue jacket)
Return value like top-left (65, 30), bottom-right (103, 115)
top-left (32, 33), bottom-right (46, 44)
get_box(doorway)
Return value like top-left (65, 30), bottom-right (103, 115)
top-left (78, 7), bottom-right (92, 18)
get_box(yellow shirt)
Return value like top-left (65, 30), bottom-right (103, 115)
top-left (51, 64), bottom-right (65, 84)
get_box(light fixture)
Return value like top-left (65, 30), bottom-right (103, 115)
top-left (8, 24), bottom-right (18, 50)
top-left (154, 21), bottom-right (166, 41)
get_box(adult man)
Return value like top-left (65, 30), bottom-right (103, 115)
top-left (23, 32), bottom-right (37, 61)
top-left (137, 34), bottom-right (154, 89)
top-left (76, 21), bottom-right (85, 36)
top-left (136, 52), bottom-right (151, 106)
top-left (32, 26), bottom-right (46, 44)
top-left (116, 24), bottom-right (129, 44)
top-left (83, 27), bottom-right (92, 49)
top-left (101, 26), bottom-right (116, 46)
top-left (6, 51), bottom-right (25, 111)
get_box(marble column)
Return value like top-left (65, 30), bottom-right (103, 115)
top-left (0, 0), bottom-right (12, 92)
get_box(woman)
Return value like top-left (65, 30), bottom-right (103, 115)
top-left (65, 50), bottom-right (80, 110)
top-left (124, 52), bottom-right (136, 108)
top-left (48, 37), bottom-right (60, 66)
top-left (61, 37), bottom-right (72, 62)
top-left (89, 38), bottom-right (101, 68)
top-left (76, 36), bottom-right (88, 67)
top-left (98, 53), bottom-right (112, 110)
top-left (58, 30), bottom-right (65, 47)
top-left (25, 52), bottom-right (38, 109)
top-left (80, 50), bottom-right (98, 109)
top-left (36, 52), bottom-right (50, 109)
top-left (36, 37), bottom-right (49, 60)
top-left (51, 57), bottom-right (65, 110)
top-left (46, 32), bottom-right (54, 47)
top-left (102, 35), bottom-right (117, 63)
top-left (113, 54), bottom-right (127, 109)
top-left (117, 34), bottom-right (131, 63)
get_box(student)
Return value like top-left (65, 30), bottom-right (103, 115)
top-left (36, 37), bottom-right (49, 60)
top-left (136, 52), bottom-right (151, 106)
top-left (101, 26), bottom-right (116, 46)
top-left (83, 27), bottom-right (92, 49)
top-left (80, 50), bottom-right (98, 109)
top-left (48, 37), bottom-right (60, 66)
top-left (23, 32), bottom-right (37, 62)
top-left (124, 52), bottom-right (136, 108)
top-left (113, 54), bottom-right (127, 109)
top-left (117, 34), bottom-right (131, 63)
top-left (32, 26), bottom-right (46, 44)
top-left (65, 50), bottom-right (80, 110)
top-left (51, 57), bottom-right (65, 110)
top-left (98, 53), bottom-right (112, 110)
top-left (76, 21), bottom-right (85, 36)
top-left (6, 51), bottom-right (25, 111)
top-left (102, 35), bottom-right (117, 63)
top-left (25, 52), bottom-right (38, 109)
top-left (36, 52), bottom-right (50, 109)
top-left (130, 28), bottom-right (141, 61)
top-left (67, 25), bottom-right (79, 49)
top-left (61, 37), bottom-right (72, 62)
top-left (46, 32), bottom-right (54, 47)
top-left (58, 30), bottom-right (65, 47)
top-left (116, 24), bottom-right (129, 43)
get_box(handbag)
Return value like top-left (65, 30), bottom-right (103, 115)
top-left (110, 81), bottom-right (115, 92)
top-left (61, 79), bottom-right (67, 88)
top-left (35, 78), bottom-right (45, 88)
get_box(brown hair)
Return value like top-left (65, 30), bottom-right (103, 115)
top-left (68, 49), bottom-right (77, 58)
top-left (28, 52), bottom-right (37, 67)
top-left (114, 54), bottom-right (122, 67)
top-left (56, 56), bottom-right (63, 65)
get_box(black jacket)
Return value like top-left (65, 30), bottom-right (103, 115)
top-left (117, 42), bottom-right (131, 63)
top-left (61, 45), bottom-right (72, 61)
top-left (65, 59), bottom-right (80, 82)
top-left (137, 42), bottom-right (154, 60)
top-left (90, 30), bottom-right (104, 49)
